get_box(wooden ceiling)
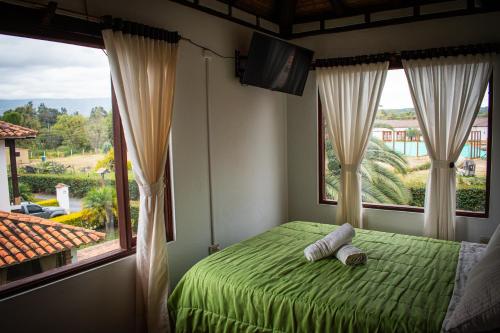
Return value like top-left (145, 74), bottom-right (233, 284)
top-left (171, 0), bottom-right (500, 38)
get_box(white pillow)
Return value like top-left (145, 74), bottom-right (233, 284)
top-left (445, 224), bottom-right (500, 333)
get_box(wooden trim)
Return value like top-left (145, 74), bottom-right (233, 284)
top-left (0, 1), bottom-right (104, 49)
top-left (5, 139), bottom-right (20, 204)
top-left (169, 0), bottom-right (281, 38)
top-left (165, 150), bottom-right (175, 242)
top-left (318, 94), bottom-right (326, 204)
top-left (0, 249), bottom-right (135, 299)
top-left (291, 6), bottom-right (500, 39)
top-left (318, 198), bottom-right (488, 218)
top-left (112, 86), bottom-right (133, 251)
top-left (317, 72), bottom-right (493, 217)
top-left (0, 9), bottom-right (141, 296)
top-left (484, 74), bottom-right (493, 218)
top-left (295, 0), bottom-right (453, 23)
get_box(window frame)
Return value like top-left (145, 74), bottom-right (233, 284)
top-left (0, 9), bottom-right (174, 297)
top-left (318, 69), bottom-right (493, 219)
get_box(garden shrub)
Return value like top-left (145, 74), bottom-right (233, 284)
top-left (406, 181), bottom-right (486, 212)
top-left (130, 200), bottom-right (139, 230)
top-left (8, 181), bottom-right (34, 202)
top-left (34, 198), bottom-right (59, 206)
top-left (13, 173), bottom-right (139, 200)
top-left (51, 210), bottom-right (102, 230)
top-left (23, 161), bottom-right (67, 174)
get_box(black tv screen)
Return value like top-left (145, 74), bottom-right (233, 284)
top-left (241, 33), bottom-right (314, 96)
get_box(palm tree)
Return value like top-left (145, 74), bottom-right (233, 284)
top-left (82, 186), bottom-right (118, 233)
top-left (406, 127), bottom-right (422, 157)
top-left (325, 137), bottom-right (411, 205)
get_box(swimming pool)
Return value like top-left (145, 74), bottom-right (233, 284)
top-left (384, 141), bottom-right (486, 158)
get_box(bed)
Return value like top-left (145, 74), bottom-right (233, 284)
top-left (168, 221), bottom-right (486, 333)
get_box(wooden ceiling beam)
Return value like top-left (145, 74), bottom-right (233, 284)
top-left (278, 0), bottom-right (298, 38)
top-left (294, 0), bottom-right (450, 23)
top-left (328, 0), bottom-right (346, 16)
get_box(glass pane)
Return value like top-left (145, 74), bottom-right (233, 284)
top-left (369, 69), bottom-right (430, 207)
top-left (323, 68), bottom-right (489, 212)
top-left (0, 34), bottom-right (120, 287)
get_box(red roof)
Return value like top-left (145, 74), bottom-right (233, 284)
top-left (0, 211), bottom-right (105, 268)
top-left (0, 120), bottom-right (37, 139)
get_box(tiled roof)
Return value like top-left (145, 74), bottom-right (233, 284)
top-left (0, 120), bottom-right (37, 139)
top-left (0, 211), bottom-right (105, 268)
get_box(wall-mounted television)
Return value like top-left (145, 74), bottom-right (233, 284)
top-left (239, 33), bottom-right (314, 96)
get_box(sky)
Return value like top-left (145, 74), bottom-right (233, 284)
top-left (0, 33), bottom-right (490, 108)
top-left (0, 34), bottom-right (110, 99)
top-left (379, 67), bottom-right (489, 109)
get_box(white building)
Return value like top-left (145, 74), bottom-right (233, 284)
top-left (0, 121), bottom-right (37, 210)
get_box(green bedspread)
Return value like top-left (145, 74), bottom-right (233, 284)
top-left (168, 221), bottom-right (460, 333)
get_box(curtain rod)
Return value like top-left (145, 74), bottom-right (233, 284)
top-left (312, 43), bottom-right (500, 69)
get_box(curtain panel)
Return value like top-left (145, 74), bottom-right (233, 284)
top-left (317, 62), bottom-right (388, 228)
top-left (403, 54), bottom-right (493, 240)
top-left (103, 28), bottom-right (178, 332)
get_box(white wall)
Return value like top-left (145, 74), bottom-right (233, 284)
top-left (287, 12), bottom-right (500, 242)
top-left (0, 256), bottom-right (136, 333)
top-left (0, 0), bottom-right (288, 331)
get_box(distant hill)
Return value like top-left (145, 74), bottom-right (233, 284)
top-left (377, 106), bottom-right (488, 120)
top-left (0, 98), bottom-right (111, 116)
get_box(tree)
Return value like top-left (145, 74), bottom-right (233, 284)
top-left (1, 102), bottom-right (40, 130)
top-left (86, 106), bottom-right (109, 153)
top-left (82, 186), bottom-right (117, 233)
top-left (325, 137), bottom-right (411, 205)
top-left (52, 114), bottom-right (90, 152)
top-left (406, 127), bottom-right (422, 157)
top-left (1, 111), bottom-right (22, 125)
top-left (37, 103), bottom-right (64, 128)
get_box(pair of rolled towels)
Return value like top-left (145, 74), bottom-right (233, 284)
top-left (304, 223), bottom-right (367, 265)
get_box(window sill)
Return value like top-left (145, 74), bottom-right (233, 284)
top-left (319, 199), bottom-right (488, 218)
top-left (0, 248), bottom-right (136, 300)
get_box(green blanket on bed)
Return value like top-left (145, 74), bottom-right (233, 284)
top-left (168, 221), bottom-right (460, 333)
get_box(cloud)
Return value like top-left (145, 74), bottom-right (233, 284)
top-left (379, 68), bottom-right (488, 109)
top-left (0, 34), bottom-right (111, 99)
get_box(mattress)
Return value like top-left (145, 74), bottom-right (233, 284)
top-left (168, 221), bottom-right (461, 333)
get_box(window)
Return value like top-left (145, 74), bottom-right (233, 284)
top-left (319, 68), bottom-right (492, 217)
top-left (0, 29), bottom-right (174, 295)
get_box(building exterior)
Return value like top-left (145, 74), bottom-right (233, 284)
top-left (373, 118), bottom-right (488, 142)
top-left (4, 147), bottom-right (30, 166)
top-left (373, 117), bottom-right (488, 158)
top-left (0, 120), bottom-right (37, 210)
top-left (0, 211), bottom-right (105, 285)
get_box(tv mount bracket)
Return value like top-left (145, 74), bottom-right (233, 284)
top-left (234, 50), bottom-right (247, 82)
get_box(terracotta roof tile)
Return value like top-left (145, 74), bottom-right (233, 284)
top-left (0, 211), bottom-right (105, 268)
top-left (0, 120), bottom-right (37, 139)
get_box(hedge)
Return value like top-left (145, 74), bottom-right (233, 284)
top-left (51, 210), bottom-right (104, 230)
top-left (408, 183), bottom-right (486, 212)
top-left (13, 173), bottom-right (139, 200)
top-left (34, 198), bottom-right (59, 206)
top-left (51, 211), bottom-right (86, 226)
top-left (130, 200), bottom-right (139, 231)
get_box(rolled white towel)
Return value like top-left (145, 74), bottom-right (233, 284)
top-left (335, 244), bottom-right (367, 266)
top-left (304, 223), bottom-right (355, 262)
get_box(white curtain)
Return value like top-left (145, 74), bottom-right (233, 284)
top-left (317, 62), bottom-right (388, 228)
top-left (403, 54), bottom-right (492, 240)
top-left (103, 29), bottom-right (178, 332)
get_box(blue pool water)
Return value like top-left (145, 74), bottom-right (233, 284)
top-left (384, 141), bottom-right (486, 158)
